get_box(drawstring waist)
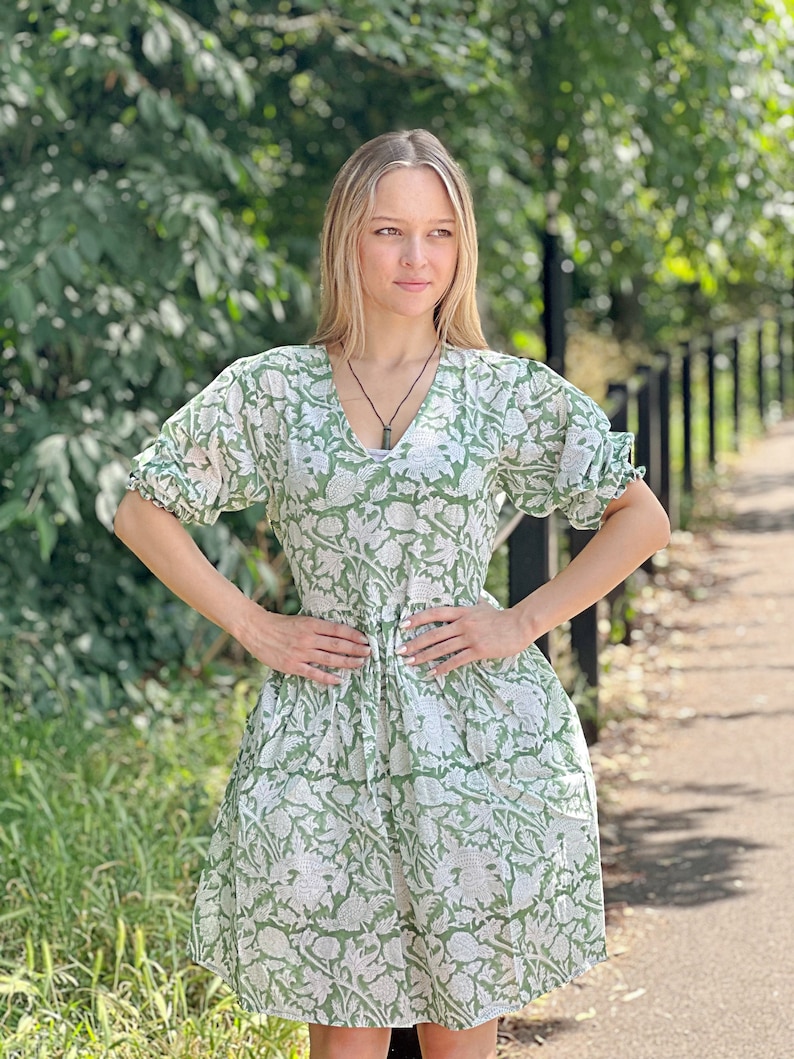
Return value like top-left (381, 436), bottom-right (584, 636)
top-left (298, 597), bottom-right (481, 631)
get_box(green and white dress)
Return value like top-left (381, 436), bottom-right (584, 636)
top-left (128, 344), bottom-right (640, 1030)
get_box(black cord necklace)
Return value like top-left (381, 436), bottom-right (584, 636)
top-left (346, 341), bottom-right (439, 450)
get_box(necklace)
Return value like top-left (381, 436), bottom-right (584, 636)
top-left (345, 341), bottom-right (439, 450)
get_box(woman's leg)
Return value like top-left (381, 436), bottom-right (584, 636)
top-left (416, 1019), bottom-right (498, 1059)
top-left (307, 1023), bottom-right (391, 1059)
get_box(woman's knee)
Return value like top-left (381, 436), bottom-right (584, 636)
top-left (415, 1019), bottom-right (498, 1059)
top-left (307, 1023), bottom-right (391, 1059)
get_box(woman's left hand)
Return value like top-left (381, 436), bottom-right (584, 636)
top-left (397, 601), bottom-right (530, 677)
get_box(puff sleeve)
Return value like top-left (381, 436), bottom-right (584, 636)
top-left (127, 360), bottom-right (273, 526)
top-left (497, 360), bottom-right (643, 530)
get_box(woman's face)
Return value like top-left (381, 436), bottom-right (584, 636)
top-left (357, 166), bottom-right (458, 328)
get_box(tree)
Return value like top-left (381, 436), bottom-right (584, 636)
top-left (436, 0), bottom-right (794, 344)
top-left (252, 0), bottom-right (793, 345)
top-left (0, 0), bottom-right (311, 704)
top-left (1, 0), bottom-right (791, 706)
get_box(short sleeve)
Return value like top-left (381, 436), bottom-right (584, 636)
top-left (497, 361), bottom-right (643, 530)
top-left (128, 362), bottom-right (272, 526)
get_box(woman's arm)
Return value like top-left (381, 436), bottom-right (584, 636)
top-left (398, 478), bottom-right (670, 675)
top-left (512, 477), bottom-right (670, 644)
top-left (114, 490), bottom-right (370, 684)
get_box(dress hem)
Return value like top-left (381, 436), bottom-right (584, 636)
top-left (186, 951), bottom-right (608, 1031)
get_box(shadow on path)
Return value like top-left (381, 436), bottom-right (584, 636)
top-left (732, 507), bottom-right (794, 531)
top-left (603, 781), bottom-right (768, 910)
top-left (726, 468), bottom-right (793, 498)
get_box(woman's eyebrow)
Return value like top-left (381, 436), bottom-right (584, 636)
top-left (371, 215), bottom-right (456, 224)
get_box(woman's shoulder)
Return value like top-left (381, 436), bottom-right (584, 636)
top-left (215, 344), bottom-right (324, 388)
top-left (446, 346), bottom-right (559, 387)
top-left (224, 343), bottom-right (321, 375)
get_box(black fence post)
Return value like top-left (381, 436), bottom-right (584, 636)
top-left (606, 382), bottom-right (631, 635)
top-left (508, 516), bottom-right (551, 660)
top-left (636, 366), bottom-right (660, 571)
top-left (636, 365), bottom-right (660, 497)
top-left (543, 227), bottom-right (567, 377)
top-left (658, 354), bottom-right (672, 522)
top-left (608, 382), bottom-right (629, 434)
top-left (681, 344), bottom-right (693, 497)
top-left (706, 339), bottom-right (717, 467)
top-left (732, 331), bottom-right (741, 450)
top-left (569, 527), bottom-right (599, 744)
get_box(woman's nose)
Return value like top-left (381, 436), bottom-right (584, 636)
top-left (401, 236), bottom-right (426, 267)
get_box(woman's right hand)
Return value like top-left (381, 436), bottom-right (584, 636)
top-left (114, 493), bottom-right (369, 685)
top-left (236, 606), bottom-right (371, 685)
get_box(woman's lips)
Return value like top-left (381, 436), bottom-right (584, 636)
top-left (395, 281), bottom-right (430, 291)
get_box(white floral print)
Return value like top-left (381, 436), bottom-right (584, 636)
top-left (128, 344), bottom-right (641, 1030)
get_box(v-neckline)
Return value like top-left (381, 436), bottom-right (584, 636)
top-left (319, 343), bottom-right (445, 463)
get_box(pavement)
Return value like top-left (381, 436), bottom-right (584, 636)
top-left (499, 418), bottom-right (794, 1059)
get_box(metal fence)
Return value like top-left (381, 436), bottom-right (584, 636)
top-left (506, 308), bottom-right (794, 743)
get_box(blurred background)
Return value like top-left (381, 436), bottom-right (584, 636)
top-left (0, 2), bottom-right (792, 1054)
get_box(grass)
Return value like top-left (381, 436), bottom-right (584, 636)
top-left (0, 676), bottom-right (306, 1058)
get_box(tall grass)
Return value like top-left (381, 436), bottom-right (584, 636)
top-left (0, 676), bottom-right (306, 1058)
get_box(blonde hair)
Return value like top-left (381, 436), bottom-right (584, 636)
top-left (310, 129), bottom-right (487, 359)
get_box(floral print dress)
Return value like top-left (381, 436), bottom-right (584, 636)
top-left (128, 344), bottom-right (641, 1030)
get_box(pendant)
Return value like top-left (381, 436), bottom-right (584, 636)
top-left (382, 425), bottom-right (392, 450)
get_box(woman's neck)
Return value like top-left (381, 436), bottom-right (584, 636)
top-left (349, 316), bottom-right (440, 367)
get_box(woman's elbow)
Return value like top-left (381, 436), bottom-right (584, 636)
top-left (641, 483), bottom-right (672, 552)
top-left (652, 503), bottom-right (672, 552)
top-left (604, 479), bottom-right (671, 553)
top-left (632, 483), bottom-right (671, 554)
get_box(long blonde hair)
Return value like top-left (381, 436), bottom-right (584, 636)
top-left (310, 129), bottom-right (488, 359)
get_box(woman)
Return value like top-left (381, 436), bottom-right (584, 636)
top-left (115, 129), bottom-right (670, 1059)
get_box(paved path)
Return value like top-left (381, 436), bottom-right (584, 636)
top-left (500, 419), bottom-right (794, 1059)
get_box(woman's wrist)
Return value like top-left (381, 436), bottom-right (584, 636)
top-left (224, 593), bottom-right (268, 648)
top-left (510, 598), bottom-right (545, 649)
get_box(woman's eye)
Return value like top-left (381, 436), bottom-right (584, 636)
top-left (374, 227), bottom-right (453, 237)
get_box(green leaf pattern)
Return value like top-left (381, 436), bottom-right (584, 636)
top-left (128, 345), bottom-right (641, 1029)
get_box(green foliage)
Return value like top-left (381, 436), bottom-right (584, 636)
top-left (239, 0), bottom-right (794, 343)
top-left (449, 0), bottom-right (794, 343)
top-left (0, 0), bottom-right (309, 696)
top-left (1, 0), bottom-right (791, 701)
top-left (0, 681), bottom-right (305, 1057)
